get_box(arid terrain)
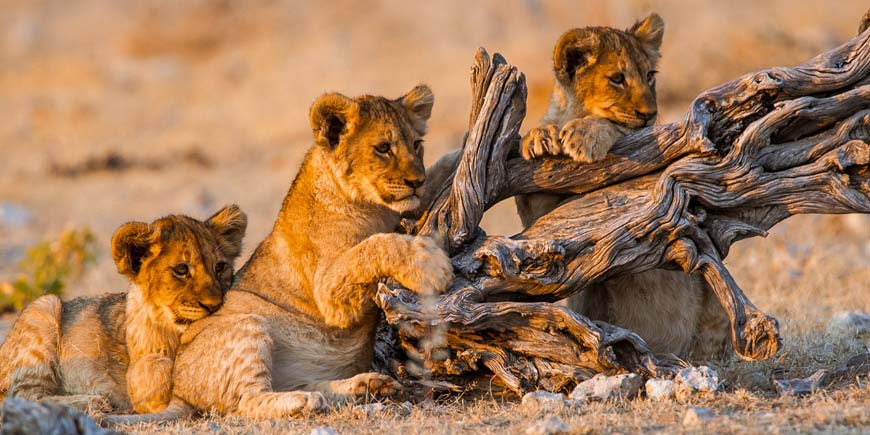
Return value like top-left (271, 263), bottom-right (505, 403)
top-left (0, 1), bottom-right (868, 434)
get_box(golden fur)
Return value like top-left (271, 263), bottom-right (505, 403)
top-left (0, 206), bottom-right (246, 414)
top-left (515, 14), bottom-right (729, 359)
top-left (108, 85), bottom-right (453, 423)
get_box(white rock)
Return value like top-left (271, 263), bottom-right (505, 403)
top-left (828, 312), bottom-right (870, 337)
top-left (675, 366), bottom-right (719, 400)
top-left (682, 407), bottom-right (715, 426)
top-left (525, 416), bottom-right (570, 435)
top-left (645, 378), bottom-right (676, 400)
top-left (569, 373), bottom-right (643, 402)
top-left (310, 426), bottom-right (339, 435)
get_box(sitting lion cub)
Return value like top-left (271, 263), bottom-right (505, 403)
top-left (0, 205), bottom-right (247, 413)
top-left (107, 84), bottom-right (453, 424)
top-left (516, 14), bottom-right (729, 359)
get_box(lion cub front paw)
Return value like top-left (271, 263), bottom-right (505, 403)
top-left (521, 125), bottom-right (561, 160)
top-left (558, 117), bottom-right (624, 163)
top-left (345, 372), bottom-right (403, 397)
top-left (395, 236), bottom-right (453, 295)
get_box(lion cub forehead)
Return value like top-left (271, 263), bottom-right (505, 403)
top-left (356, 99), bottom-right (419, 141)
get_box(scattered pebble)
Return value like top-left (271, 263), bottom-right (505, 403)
top-left (569, 373), bottom-right (643, 402)
top-left (525, 416), bottom-right (571, 435)
top-left (828, 312), bottom-right (870, 337)
top-left (645, 378), bottom-right (676, 400)
top-left (682, 407), bottom-right (715, 426)
top-left (520, 391), bottom-right (579, 413)
top-left (0, 202), bottom-right (32, 228)
top-left (310, 426), bottom-right (339, 435)
top-left (675, 366), bottom-right (719, 400)
top-left (774, 369), bottom-right (827, 397)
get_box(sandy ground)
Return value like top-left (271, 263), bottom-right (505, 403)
top-left (1, 1), bottom-right (869, 433)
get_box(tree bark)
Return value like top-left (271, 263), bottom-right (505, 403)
top-left (375, 25), bottom-right (870, 396)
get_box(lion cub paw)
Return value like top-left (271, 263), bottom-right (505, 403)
top-left (345, 372), bottom-right (402, 397)
top-left (395, 236), bottom-right (453, 295)
top-left (558, 117), bottom-right (624, 163)
top-left (521, 124), bottom-right (561, 160)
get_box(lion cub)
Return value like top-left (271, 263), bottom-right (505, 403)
top-left (516, 14), bottom-right (729, 359)
top-left (0, 205), bottom-right (247, 413)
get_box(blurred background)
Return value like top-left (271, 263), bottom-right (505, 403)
top-left (0, 0), bottom-right (868, 322)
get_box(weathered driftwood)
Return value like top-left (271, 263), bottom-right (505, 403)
top-left (375, 23), bottom-right (870, 396)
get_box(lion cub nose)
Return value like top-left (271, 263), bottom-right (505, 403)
top-left (635, 109), bottom-right (657, 123)
top-left (404, 176), bottom-right (425, 189)
top-left (199, 301), bottom-right (221, 314)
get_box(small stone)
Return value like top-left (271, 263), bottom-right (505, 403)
top-left (774, 369), bottom-right (827, 396)
top-left (521, 391), bottom-right (569, 413)
top-left (355, 402), bottom-right (387, 416)
top-left (828, 312), bottom-right (870, 338)
top-left (569, 373), bottom-right (643, 402)
top-left (0, 202), bottom-right (31, 228)
top-left (310, 426), bottom-right (339, 435)
top-left (645, 378), bottom-right (675, 400)
top-left (675, 366), bottom-right (719, 400)
top-left (525, 416), bottom-right (570, 435)
top-left (682, 407), bottom-right (715, 426)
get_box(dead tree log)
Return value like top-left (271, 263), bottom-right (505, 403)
top-left (375, 25), bottom-right (870, 396)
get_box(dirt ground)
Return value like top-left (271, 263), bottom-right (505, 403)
top-left (1, 1), bottom-right (869, 434)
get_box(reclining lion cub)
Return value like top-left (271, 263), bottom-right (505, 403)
top-left (110, 84), bottom-right (452, 423)
top-left (516, 14), bottom-right (729, 359)
top-left (0, 205), bottom-right (247, 413)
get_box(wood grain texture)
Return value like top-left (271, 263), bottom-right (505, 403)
top-left (376, 26), bottom-right (870, 395)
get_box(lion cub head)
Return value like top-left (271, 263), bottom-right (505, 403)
top-left (553, 13), bottom-right (664, 128)
top-left (111, 205), bottom-right (247, 324)
top-left (308, 85), bottom-right (434, 214)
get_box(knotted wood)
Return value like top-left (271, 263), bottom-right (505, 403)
top-left (375, 23), bottom-right (870, 396)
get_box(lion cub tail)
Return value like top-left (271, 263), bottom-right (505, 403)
top-left (100, 397), bottom-right (195, 427)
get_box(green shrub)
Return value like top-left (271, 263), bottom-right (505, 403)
top-left (0, 228), bottom-right (97, 312)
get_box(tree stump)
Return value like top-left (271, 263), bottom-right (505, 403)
top-left (375, 23), bottom-right (870, 396)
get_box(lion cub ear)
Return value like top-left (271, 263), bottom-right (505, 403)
top-left (398, 84), bottom-right (434, 135)
top-left (112, 222), bottom-right (156, 278)
top-left (553, 29), bottom-right (600, 85)
top-left (629, 13), bottom-right (665, 52)
top-left (310, 93), bottom-right (361, 149)
top-left (206, 204), bottom-right (248, 260)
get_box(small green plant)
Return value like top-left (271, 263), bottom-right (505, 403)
top-left (0, 227), bottom-right (97, 312)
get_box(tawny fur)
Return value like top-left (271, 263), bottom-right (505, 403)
top-left (109, 84), bottom-right (453, 423)
top-left (0, 206), bottom-right (247, 414)
top-left (515, 14), bottom-right (729, 360)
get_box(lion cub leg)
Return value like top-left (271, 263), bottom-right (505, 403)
top-left (557, 116), bottom-right (624, 163)
top-left (313, 233), bottom-right (453, 329)
top-left (172, 314), bottom-right (326, 419)
top-left (0, 295), bottom-right (63, 401)
top-left (127, 354), bottom-right (174, 413)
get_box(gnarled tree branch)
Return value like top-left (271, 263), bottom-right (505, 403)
top-left (375, 23), bottom-right (870, 396)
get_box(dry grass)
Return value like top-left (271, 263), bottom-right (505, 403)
top-left (1, 1), bottom-right (869, 434)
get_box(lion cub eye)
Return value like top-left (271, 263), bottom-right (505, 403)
top-left (215, 262), bottom-right (229, 275)
top-left (609, 72), bottom-right (625, 86)
top-left (172, 264), bottom-right (190, 277)
top-left (374, 142), bottom-right (392, 155)
top-left (647, 70), bottom-right (658, 84)
top-left (413, 140), bottom-right (423, 154)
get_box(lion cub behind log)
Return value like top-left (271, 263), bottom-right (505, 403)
top-left (0, 205), bottom-right (247, 413)
top-left (516, 13), bottom-right (729, 359)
